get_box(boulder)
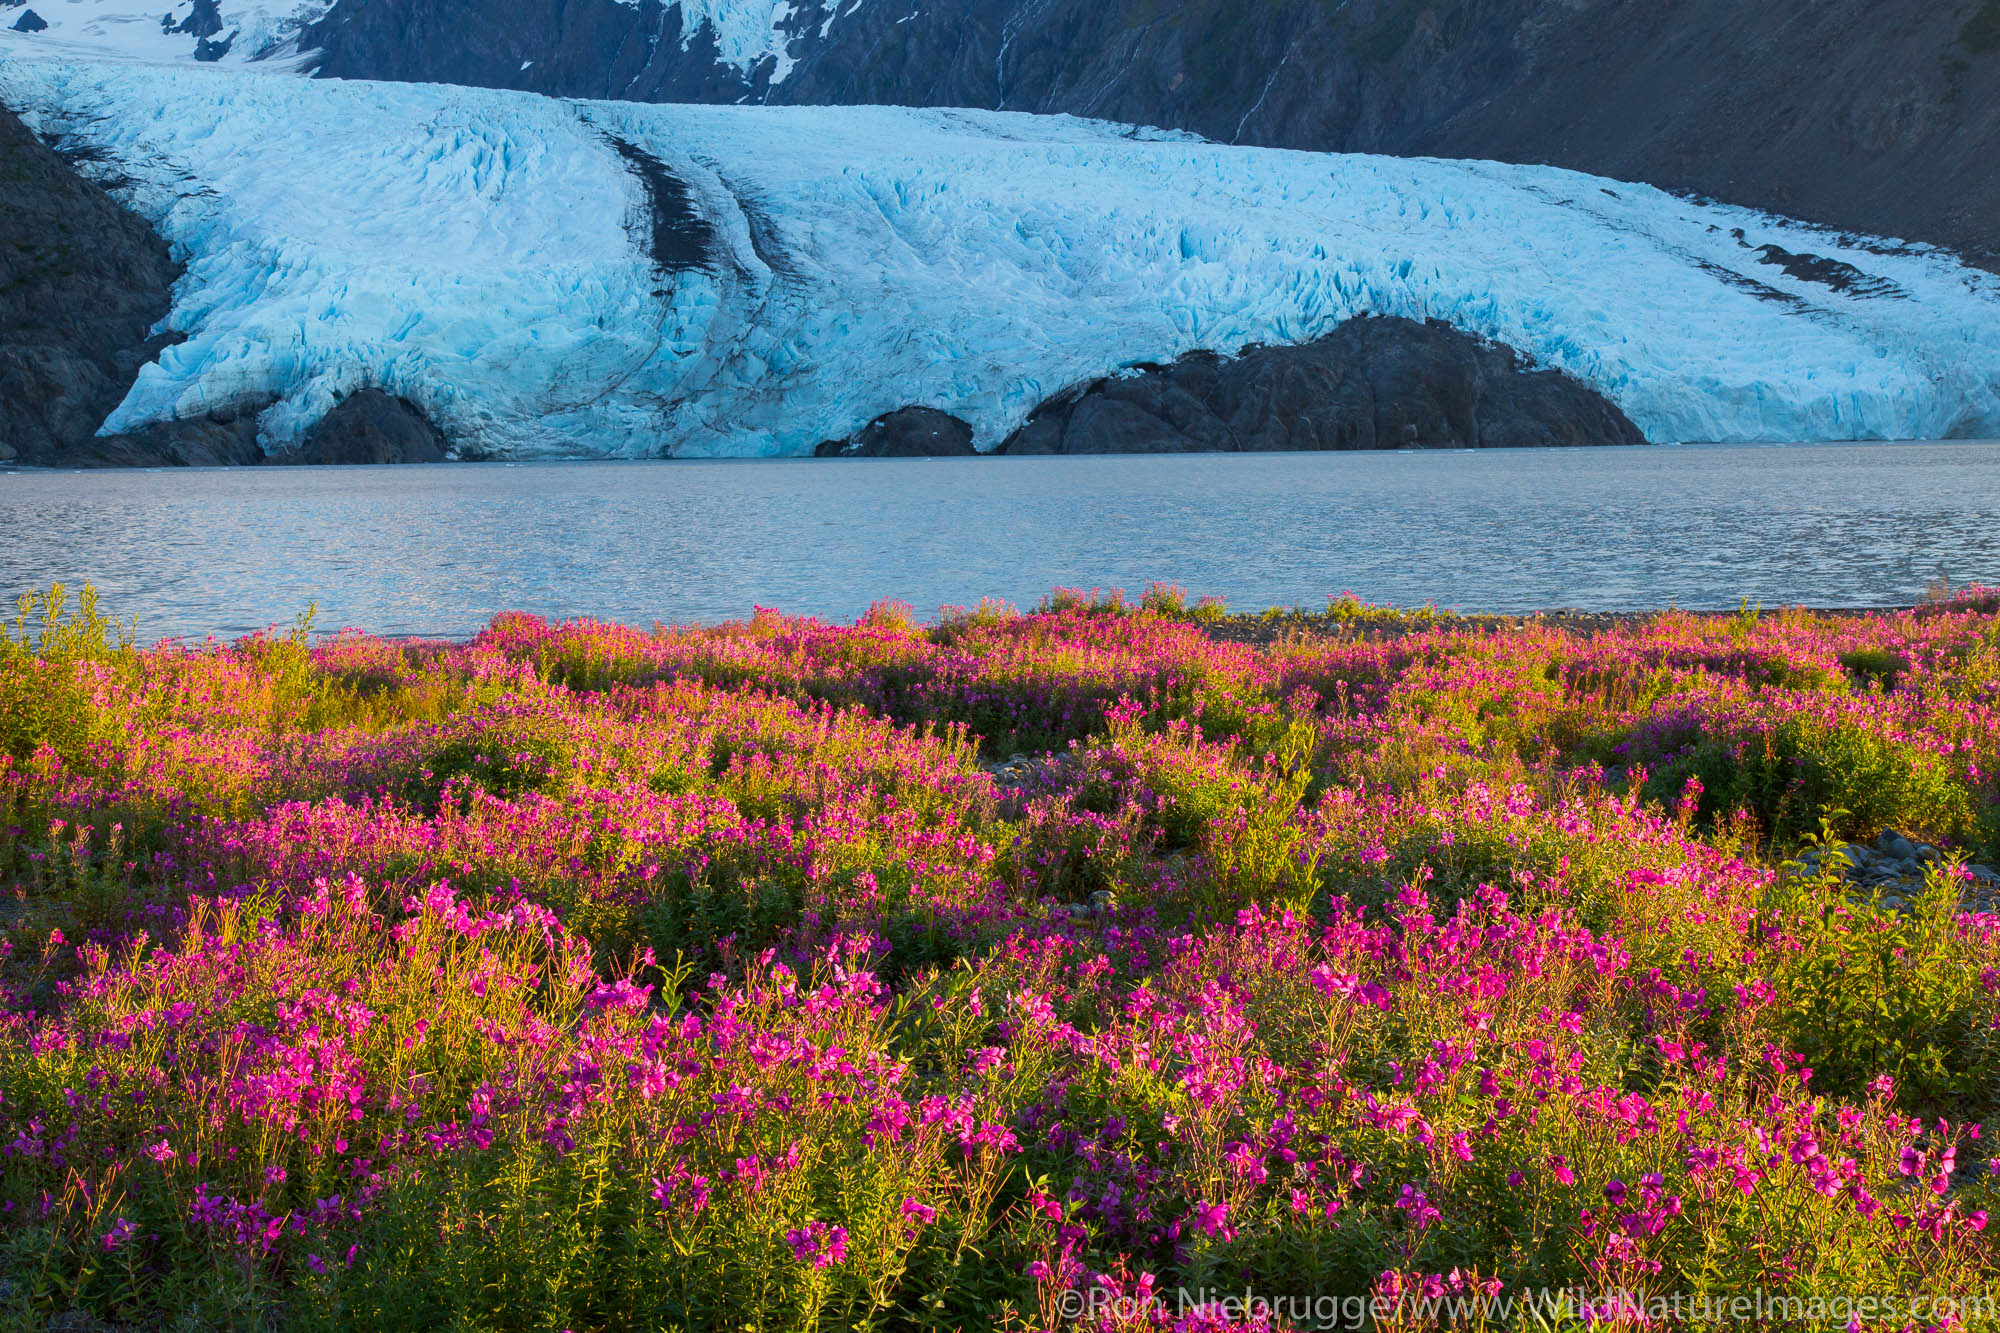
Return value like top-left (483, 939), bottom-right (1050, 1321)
top-left (816, 406), bottom-right (976, 457)
top-left (998, 316), bottom-right (1646, 454)
top-left (278, 390), bottom-right (449, 464)
top-left (1876, 829), bottom-right (1918, 860)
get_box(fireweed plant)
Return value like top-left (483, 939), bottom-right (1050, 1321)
top-left (4, 583), bottom-right (2000, 1330)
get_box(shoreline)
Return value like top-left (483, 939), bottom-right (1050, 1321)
top-left (7, 436), bottom-right (2000, 473)
top-left (1197, 602), bottom-right (1943, 645)
top-left (16, 599), bottom-right (1975, 651)
top-left (316, 601), bottom-right (1957, 651)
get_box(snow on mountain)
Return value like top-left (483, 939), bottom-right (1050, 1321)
top-left (0, 1), bottom-right (329, 68)
top-left (646, 0), bottom-right (819, 85)
top-left (1, 53), bottom-right (1996, 458)
top-left (0, 0), bottom-right (839, 90)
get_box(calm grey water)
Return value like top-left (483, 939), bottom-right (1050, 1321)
top-left (4, 443), bottom-right (1998, 640)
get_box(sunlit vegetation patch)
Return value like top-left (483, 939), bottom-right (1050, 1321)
top-left (5, 582), bottom-right (2000, 1329)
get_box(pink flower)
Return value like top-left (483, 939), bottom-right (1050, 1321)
top-left (1395, 1185), bottom-right (1441, 1232)
top-left (584, 978), bottom-right (653, 1012)
top-left (1189, 1200), bottom-right (1233, 1240)
top-left (785, 1221), bottom-right (849, 1268)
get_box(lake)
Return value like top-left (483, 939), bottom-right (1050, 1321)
top-left (4, 443), bottom-right (1998, 640)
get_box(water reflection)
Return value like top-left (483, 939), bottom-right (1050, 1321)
top-left (2, 444), bottom-right (1996, 640)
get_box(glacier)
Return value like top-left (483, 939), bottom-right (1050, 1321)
top-left (1, 52), bottom-right (1997, 458)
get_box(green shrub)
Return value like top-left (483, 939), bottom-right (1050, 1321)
top-left (1766, 846), bottom-right (2000, 1108)
top-left (398, 725), bottom-right (577, 812)
top-left (1838, 645), bottom-right (1902, 692)
top-left (1138, 581), bottom-right (1189, 617)
top-left (0, 583), bottom-right (134, 768)
top-left (1638, 715), bottom-right (1976, 849)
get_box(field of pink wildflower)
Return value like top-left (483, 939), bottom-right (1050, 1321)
top-left (6, 582), bottom-right (2000, 1331)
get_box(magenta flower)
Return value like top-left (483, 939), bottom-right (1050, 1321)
top-left (785, 1221), bottom-right (849, 1268)
top-left (1188, 1200), bottom-right (1233, 1240)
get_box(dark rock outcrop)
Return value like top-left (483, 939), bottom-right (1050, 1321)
top-left (816, 406), bottom-right (978, 457)
top-left (29, 389), bottom-right (452, 469)
top-left (10, 9), bottom-right (47, 33)
top-left (304, 0), bottom-right (2000, 269)
top-left (70, 401), bottom-right (272, 468)
top-left (812, 318), bottom-right (1640, 457)
top-left (998, 317), bottom-right (1644, 454)
top-left (0, 106), bottom-right (181, 465)
top-left (278, 389), bottom-right (449, 464)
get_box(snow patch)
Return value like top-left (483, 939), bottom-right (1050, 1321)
top-left (638, 0), bottom-right (812, 85)
top-left (1, 54), bottom-right (1996, 458)
top-left (0, 1), bottom-right (330, 69)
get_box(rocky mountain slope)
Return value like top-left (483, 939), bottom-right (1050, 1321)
top-left (0, 104), bottom-right (179, 465)
top-left (278, 0), bottom-right (2000, 268)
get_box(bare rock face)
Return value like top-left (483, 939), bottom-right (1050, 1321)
top-left (999, 316), bottom-right (1645, 454)
top-left (74, 402), bottom-right (271, 467)
top-left (0, 108), bottom-right (181, 465)
top-left (36, 389), bottom-right (452, 469)
top-left (816, 407), bottom-right (978, 457)
top-left (277, 390), bottom-right (449, 465)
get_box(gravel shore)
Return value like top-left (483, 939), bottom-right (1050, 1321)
top-left (1203, 603), bottom-right (1926, 645)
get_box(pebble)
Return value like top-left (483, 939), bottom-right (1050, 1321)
top-left (1065, 891), bottom-right (1119, 920)
top-left (1800, 829), bottom-right (2000, 914)
top-left (982, 752), bottom-right (1038, 789)
top-left (1876, 829), bottom-right (1918, 860)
